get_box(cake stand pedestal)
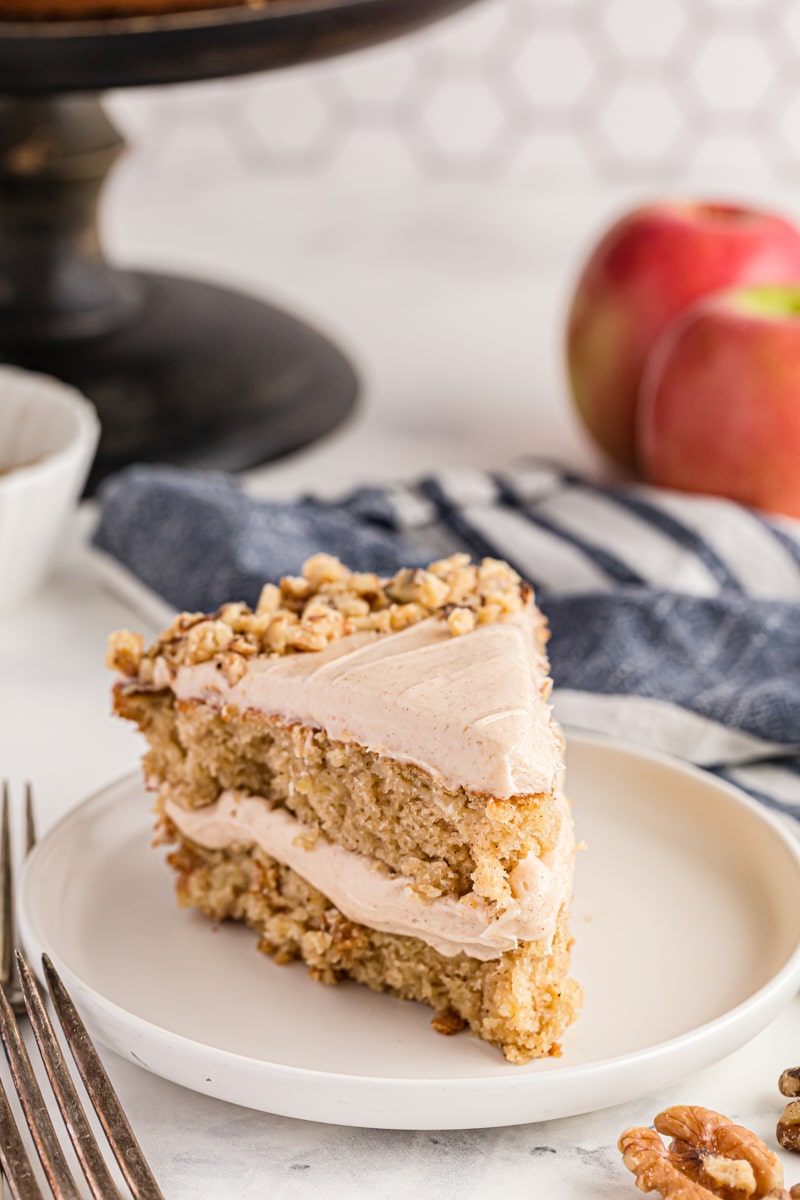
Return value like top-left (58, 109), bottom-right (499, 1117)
top-left (0, 0), bottom-right (479, 491)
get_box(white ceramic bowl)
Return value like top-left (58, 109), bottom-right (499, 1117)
top-left (0, 367), bottom-right (100, 611)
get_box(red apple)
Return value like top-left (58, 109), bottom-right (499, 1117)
top-left (637, 285), bottom-right (800, 517)
top-left (565, 201), bottom-right (800, 469)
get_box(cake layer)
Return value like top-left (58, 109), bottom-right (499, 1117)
top-left (161, 609), bottom-right (561, 800)
top-left (164, 787), bottom-right (576, 960)
top-left (117, 687), bottom-right (562, 905)
top-left (168, 836), bottom-right (582, 1063)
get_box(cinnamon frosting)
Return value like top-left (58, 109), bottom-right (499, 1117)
top-left (164, 789), bottom-right (575, 961)
top-left (162, 609), bottom-right (562, 799)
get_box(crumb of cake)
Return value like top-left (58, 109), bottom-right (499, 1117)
top-left (292, 826), bottom-right (320, 852)
top-left (619, 1106), bottom-right (784, 1200)
top-left (109, 554), bottom-right (536, 680)
top-left (431, 1008), bottom-right (468, 1036)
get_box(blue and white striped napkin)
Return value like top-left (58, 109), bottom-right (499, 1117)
top-left (93, 462), bottom-right (800, 817)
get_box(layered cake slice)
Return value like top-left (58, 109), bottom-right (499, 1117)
top-left (108, 554), bottom-right (580, 1062)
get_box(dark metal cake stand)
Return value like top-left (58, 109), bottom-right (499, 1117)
top-left (0, 0), bottom-right (478, 490)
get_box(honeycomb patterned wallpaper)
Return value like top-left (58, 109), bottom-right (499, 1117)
top-left (113, 0), bottom-right (800, 184)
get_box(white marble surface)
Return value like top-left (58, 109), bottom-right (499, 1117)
top-left (1, 115), bottom-right (800, 1199)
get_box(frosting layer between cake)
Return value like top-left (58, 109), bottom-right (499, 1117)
top-left (163, 610), bottom-right (562, 799)
top-left (165, 789), bottom-right (575, 961)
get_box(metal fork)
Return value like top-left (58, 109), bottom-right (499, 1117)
top-left (0, 782), bottom-right (35, 1013)
top-left (0, 783), bottom-right (165, 1200)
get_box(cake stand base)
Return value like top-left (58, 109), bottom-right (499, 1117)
top-left (0, 0), bottom-right (481, 491)
top-left (0, 270), bottom-right (359, 494)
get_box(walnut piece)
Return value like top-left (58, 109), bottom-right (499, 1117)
top-left (105, 629), bottom-right (144, 677)
top-left (385, 567), bottom-right (450, 609)
top-left (777, 1102), bottom-right (800, 1153)
top-left (446, 606), bottom-right (477, 637)
top-left (619, 1106), bottom-right (784, 1200)
top-left (183, 619), bottom-right (234, 662)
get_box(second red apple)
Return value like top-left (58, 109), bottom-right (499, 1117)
top-left (638, 285), bottom-right (800, 518)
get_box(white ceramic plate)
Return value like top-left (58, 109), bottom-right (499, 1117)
top-left (19, 733), bottom-right (800, 1131)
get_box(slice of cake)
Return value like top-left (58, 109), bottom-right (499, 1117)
top-left (107, 554), bottom-right (580, 1063)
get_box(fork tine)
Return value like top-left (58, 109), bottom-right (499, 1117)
top-left (1, 782), bottom-right (11, 988)
top-left (0, 1072), bottom-right (45, 1200)
top-left (0, 980), bottom-right (81, 1200)
top-left (42, 955), bottom-right (166, 1200)
top-left (0, 783), bottom-right (44, 1200)
top-left (16, 953), bottom-right (123, 1200)
top-left (23, 785), bottom-right (36, 859)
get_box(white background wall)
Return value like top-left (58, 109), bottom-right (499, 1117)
top-left (102, 0), bottom-right (800, 491)
top-left (110, 0), bottom-right (800, 189)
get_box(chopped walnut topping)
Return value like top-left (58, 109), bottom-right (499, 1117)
top-left (330, 592), bottom-right (370, 618)
top-left (385, 567), bottom-right (450, 609)
top-left (215, 602), bottom-right (251, 628)
top-left (108, 554), bottom-right (537, 682)
top-left (349, 571), bottom-right (384, 598)
top-left (280, 575), bottom-right (312, 606)
top-left (137, 657), bottom-right (156, 687)
top-left (389, 602), bottom-right (428, 631)
top-left (351, 607), bottom-right (392, 634)
top-left (173, 612), bottom-right (206, 633)
top-left (446, 607), bottom-right (477, 637)
top-left (427, 554), bottom-right (476, 602)
top-left (619, 1106), bottom-right (784, 1200)
top-left (300, 600), bottom-right (347, 641)
top-left (106, 630), bottom-right (144, 677)
top-left (303, 553), bottom-right (352, 588)
top-left (184, 620), bottom-right (234, 662)
top-left (287, 626), bottom-right (329, 653)
top-left (256, 582), bottom-right (281, 615)
top-left (219, 653), bottom-right (248, 686)
top-left (263, 613), bottom-right (295, 654)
